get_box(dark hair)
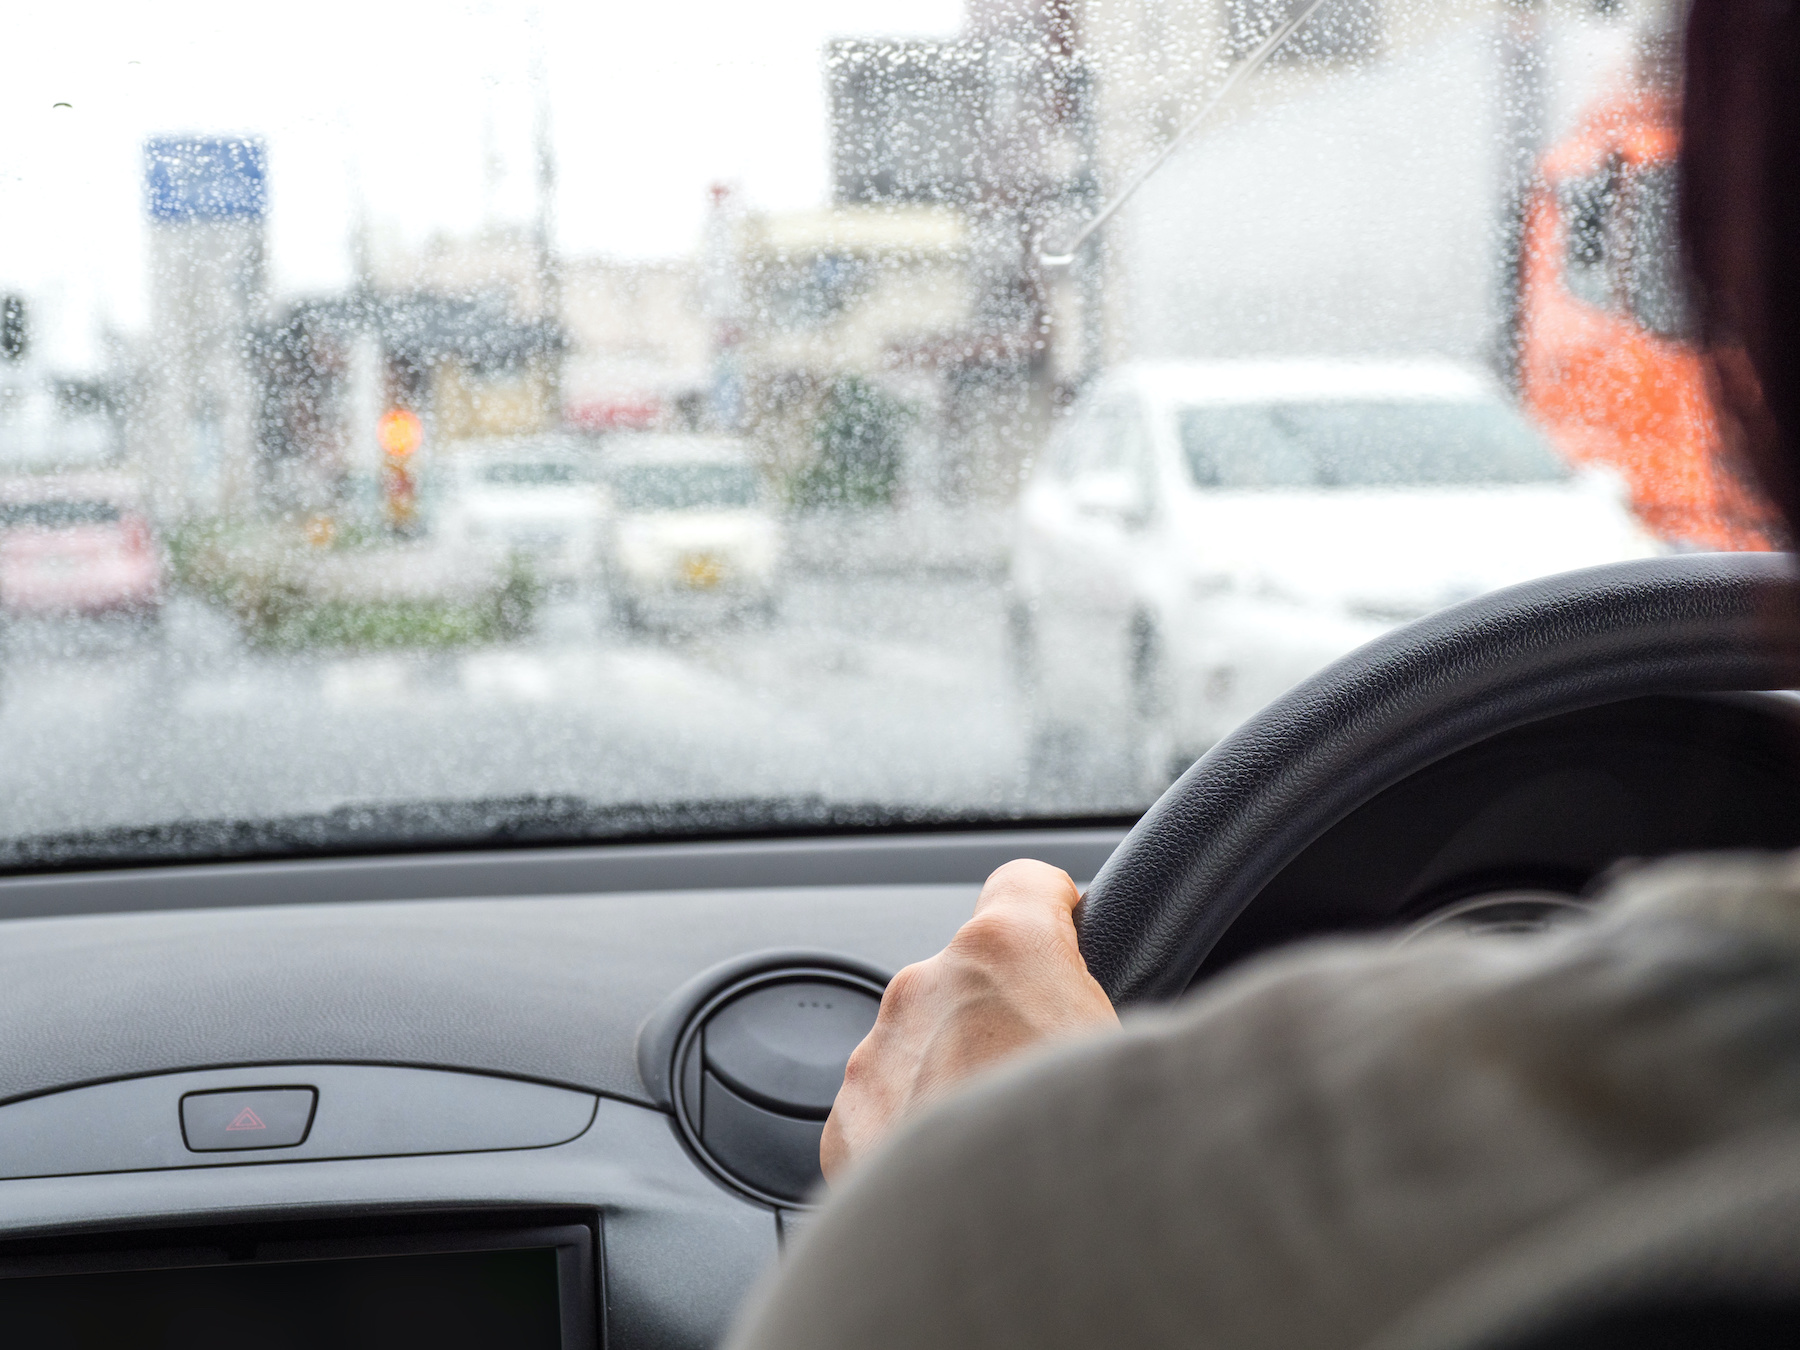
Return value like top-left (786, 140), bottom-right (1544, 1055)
top-left (1681, 0), bottom-right (1800, 533)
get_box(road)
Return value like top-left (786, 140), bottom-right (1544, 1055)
top-left (0, 573), bottom-right (1128, 847)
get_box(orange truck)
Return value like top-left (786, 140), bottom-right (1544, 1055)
top-left (1518, 85), bottom-right (1775, 551)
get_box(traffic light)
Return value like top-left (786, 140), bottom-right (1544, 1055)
top-left (377, 408), bottom-right (423, 459)
top-left (377, 408), bottom-right (423, 531)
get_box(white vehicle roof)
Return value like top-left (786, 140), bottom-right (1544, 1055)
top-left (602, 433), bottom-right (753, 466)
top-left (1114, 358), bottom-right (1504, 406)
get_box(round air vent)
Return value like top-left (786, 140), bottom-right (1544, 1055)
top-left (671, 967), bottom-right (883, 1207)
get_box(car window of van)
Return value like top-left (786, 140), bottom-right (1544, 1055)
top-left (609, 462), bottom-right (759, 512)
top-left (1561, 167), bottom-right (1624, 314)
top-left (480, 463), bottom-right (590, 487)
top-left (1181, 405), bottom-right (1316, 488)
top-left (1623, 165), bottom-right (1690, 341)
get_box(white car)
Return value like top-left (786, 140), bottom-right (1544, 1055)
top-left (1011, 359), bottom-right (1664, 792)
top-left (433, 437), bottom-right (604, 589)
top-left (597, 435), bottom-right (783, 626)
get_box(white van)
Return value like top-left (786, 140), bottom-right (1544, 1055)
top-left (597, 435), bottom-right (783, 627)
top-left (1011, 359), bottom-right (1663, 790)
top-left (434, 436), bottom-right (603, 589)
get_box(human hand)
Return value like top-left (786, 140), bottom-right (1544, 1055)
top-left (820, 858), bottom-right (1121, 1180)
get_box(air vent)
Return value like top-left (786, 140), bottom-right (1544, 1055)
top-left (671, 967), bottom-right (883, 1207)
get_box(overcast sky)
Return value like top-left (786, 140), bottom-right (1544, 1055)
top-left (0, 0), bottom-right (963, 368)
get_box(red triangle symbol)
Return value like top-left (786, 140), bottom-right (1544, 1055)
top-left (225, 1107), bottom-right (267, 1131)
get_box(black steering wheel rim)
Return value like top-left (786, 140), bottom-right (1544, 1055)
top-left (1076, 553), bottom-right (1800, 1006)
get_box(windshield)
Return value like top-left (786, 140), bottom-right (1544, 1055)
top-left (609, 462), bottom-right (760, 512)
top-left (0, 1), bottom-right (1747, 866)
top-left (1179, 400), bottom-right (1570, 489)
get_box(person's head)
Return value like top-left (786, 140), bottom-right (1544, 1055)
top-left (1681, 0), bottom-right (1800, 537)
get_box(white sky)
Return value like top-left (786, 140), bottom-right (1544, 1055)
top-left (0, 0), bottom-right (962, 369)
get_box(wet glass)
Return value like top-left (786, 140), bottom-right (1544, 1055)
top-left (608, 463), bottom-right (761, 512)
top-left (0, 502), bottom-right (124, 528)
top-left (0, 0), bottom-right (1743, 865)
top-left (1179, 402), bottom-right (1570, 489)
top-left (478, 463), bottom-right (594, 487)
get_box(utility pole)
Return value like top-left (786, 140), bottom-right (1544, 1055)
top-left (532, 48), bottom-right (563, 426)
top-left (700, 183), bottom-right (745, 435)
top-left (1496, 0), bottom-right (1548, 390)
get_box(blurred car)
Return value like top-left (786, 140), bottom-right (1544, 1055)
top-left (597, 435), bottom-right (782, 626)
top-left (433, 436), bottom-right (603, 589)
top-left (1010, 359), bottom-right (1664, 788)
top-left (0, 474), bottom-right (163, 622)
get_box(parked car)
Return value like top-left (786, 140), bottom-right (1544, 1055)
top-left (596, 435), bottom-right (782, 627)
top-left (1010, 359), bottom-right (1663, 791)
top-left (0, 474), bottom-right (163, 623)
top-left (433, 436), bottom-right (604, 589)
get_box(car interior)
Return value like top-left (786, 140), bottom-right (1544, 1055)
top-left (5, 0), bottom-right (1799, 1346)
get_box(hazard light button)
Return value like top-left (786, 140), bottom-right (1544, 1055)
top-left (180, 1087), bottom-right (317, 1152)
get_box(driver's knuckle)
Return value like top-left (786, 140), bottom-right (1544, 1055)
top-left (985, 858), bottom-right (1058, 892)
top-left (880, 962), bottom-right (929, 1016)
top-left (839, 1040), bottom-right (876, 1088)
top-left (950, 911), bottom-right (1039, 967)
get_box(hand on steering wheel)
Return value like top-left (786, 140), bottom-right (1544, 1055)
top-left (825, 555), bottom-right (1800, 1173)
top-left (822, 859), bottom-right (1118, 1179)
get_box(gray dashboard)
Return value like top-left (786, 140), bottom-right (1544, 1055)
top-left (0, 828), bottom-right (1126, 1349)
top-left (0, 829), bottom-right (1125, 1108)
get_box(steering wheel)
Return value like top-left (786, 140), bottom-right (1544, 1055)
top-left (1076, 553), bottom-right (1800, 1005)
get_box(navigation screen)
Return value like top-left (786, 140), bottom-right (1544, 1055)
top-left (0, 1245), bottom-right (564, 1348)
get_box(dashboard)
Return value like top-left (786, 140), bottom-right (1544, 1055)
top-left (2, 693), bottom-right (1799, 1347)
top-left (0, 829), bottom-right (1123, 1348)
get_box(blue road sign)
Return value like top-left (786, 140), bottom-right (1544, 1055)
top-left (144, 137), bottom-right (268, 222)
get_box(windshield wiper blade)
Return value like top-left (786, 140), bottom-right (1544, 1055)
top-left (0, 796), bottom-right (1070, 874)
top-left (1040, 0), bottom-right (1337, 267)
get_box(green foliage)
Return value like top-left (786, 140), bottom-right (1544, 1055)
top-left (168, 520), bottom-right (541, 652)
top-left (242, 598), bottom-right (511, 651)
top-left (791, 376), bottom-right (912, 509)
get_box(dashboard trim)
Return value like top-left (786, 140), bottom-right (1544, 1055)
top-left (0, 827), bottom-right (1129, 922)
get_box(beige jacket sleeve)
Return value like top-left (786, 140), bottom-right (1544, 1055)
top-left (727, 853), bottom-right (1800, 1350)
